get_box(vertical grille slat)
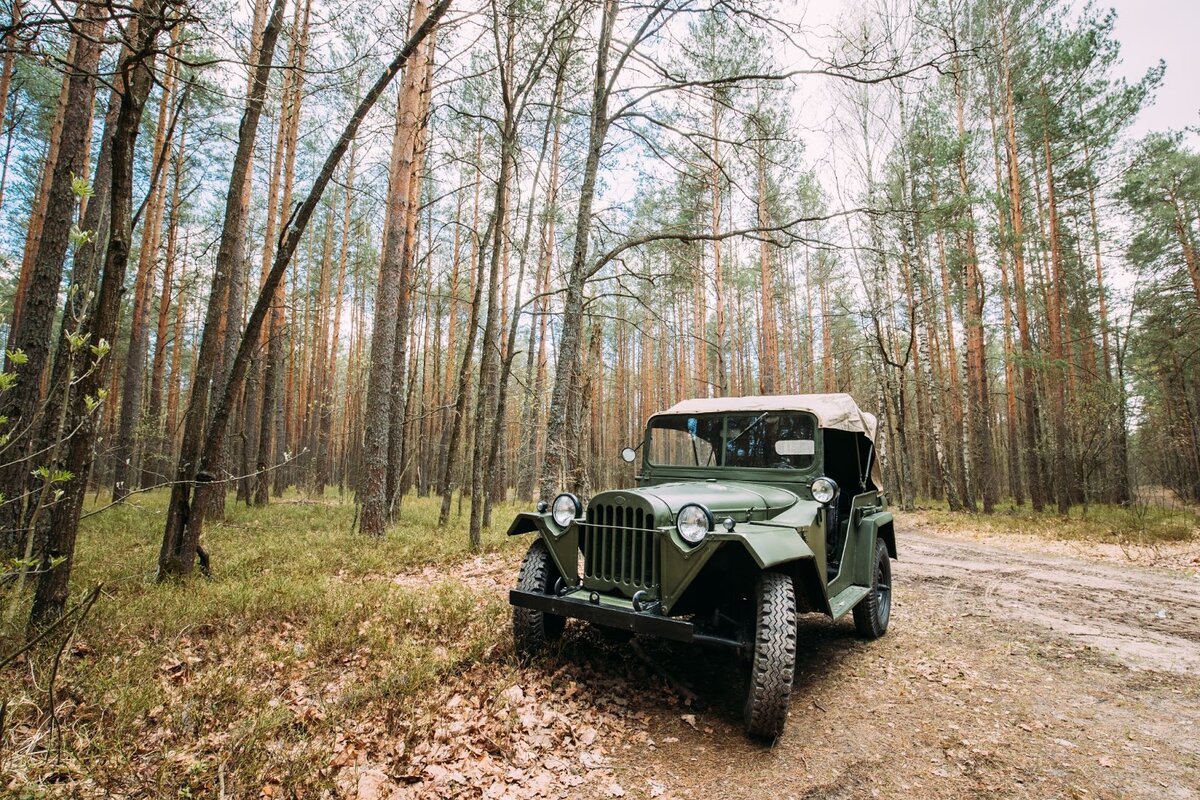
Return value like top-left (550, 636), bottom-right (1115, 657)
top-left (604, 504), bottom-right (613, 578)
top-left (622, 508), bottom-right (632, 584)
top-left (579, 502), bottom-right (659, 592)
top-left (632, 509), bottom-right (642, 582)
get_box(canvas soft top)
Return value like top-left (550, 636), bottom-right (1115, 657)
top-left (653, 393), bottom-right (878, 443)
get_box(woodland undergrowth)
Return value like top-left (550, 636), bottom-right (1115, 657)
top-left (2, 491), bottom-right (1195, 796)
top-left (0, 491), bottom-right (523, 796)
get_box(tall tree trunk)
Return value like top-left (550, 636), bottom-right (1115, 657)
top-left (756, 132), bottom-right (778, 394)
top-left (158, 0), bottom-right (287, 577)
top-left (0, 0), bottom-right (21, 212)
top-left (436, 128), bottom-right (487, 525)
top-left (539, 0), bottom-right (619, 501)
top-left (113, 47), bottom-right (179, 501)
top-left (359, 0), bottom-right (436, 536)
top-left (384, 28), bottom-right (436, 517)
top-left (144, 111), bottom-right (187, 489)
top-left (314, 155), bottom-right (356, 495)
top-left (437, 210), bottom-right (492, 527)
top-left (820, 279), bottom-right (834, 392)
top-left (9, 13), bottom-right (74, 345)
top-left (1040, 88), bottom-right (1071, 515)
top-left (254, 0), bottom-right (311, 505)
top-left (710, 95), bottom-right (726, 396)
top-left (305, 205), bottom-right (335, 490)
top-left (468, 3), bottom-right (523, 550)
top-left (516, 64), bottom-right (565, 502)
top-left (32, 0), bottom-right (163, 624)
top-left (987, 96), bottom-right (1023, 504)
top-left (0, 3), bottom-right (105, 555)
top-left (1172, 194), bottom-right (1200, 308)
top-left (952, 57), bottom-right (995, 513)
top-left (1000, 13), bottom-right (1045, 511)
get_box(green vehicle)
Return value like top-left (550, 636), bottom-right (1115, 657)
top-left (507, 393), bottom-right (895, 740)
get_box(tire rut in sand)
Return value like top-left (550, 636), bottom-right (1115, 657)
top-left (900, 528), bottom-right (1200, 674)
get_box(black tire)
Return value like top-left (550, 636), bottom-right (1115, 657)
top-left (853, 538), bottom-right (892, 639)
top-left (743, 571), bottom-right (797, 741)
top-left (513, 539), bottom-right (566, 659)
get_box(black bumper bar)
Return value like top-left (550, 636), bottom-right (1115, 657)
top-left (509, 588), bottom-right (743, 651)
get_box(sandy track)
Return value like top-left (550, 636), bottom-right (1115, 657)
top-left (591, 525), bottom-right (1200, 800)
top-left (900, 529), bottom-right (1200, 675)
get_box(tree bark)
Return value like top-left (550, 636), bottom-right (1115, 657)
top-left (0, 0), bottom-right (21, 212)
top-left (1000, 11), bottom-right (1045, 512)
top-left (1040, 86), bottom-right (1071, 515)
top-left (539, 0), bottom-right (619, 501)
top-left (360, 0), bottom-right (436, 536)
top-left (384, 27), bottom-right (436, 518)
top-left (32, 0), bottom-right (164, 624)
top-left (756, 126), bottom-right (779, 394)
top-left (952, 54), bottom-right (996, 513)
top-left (158, 0), bottom-right (288, 577)
top-left (145, 110), bottom-right (187, 489)
top-left (0, 3), bottom-right (105, 555)
top-left (113, 46), bottom-right (178, 501)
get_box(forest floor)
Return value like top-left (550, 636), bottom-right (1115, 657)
top-left (2, 495), bottom-right (1198, 799)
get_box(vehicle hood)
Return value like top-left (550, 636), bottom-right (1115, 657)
top-left (613, 481), bottom-right (799, 517)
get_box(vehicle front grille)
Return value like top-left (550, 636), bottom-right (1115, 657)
top-left (580, 503), bottom-right (659, 592)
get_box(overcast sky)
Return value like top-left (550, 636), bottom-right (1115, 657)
top-left (1105, 0), bottom-right (1200, 137)
top-left (792, 0), bottom-right (1200, 137)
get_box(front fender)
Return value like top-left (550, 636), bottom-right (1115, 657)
top-left (760, 499), bottom-right (821, 529)
top-left (505, 512), bottom-right (579, 585)
top-left (506, 511), bottom-right (551, 536)
top-left (712, 524), bottom-right (815, 569)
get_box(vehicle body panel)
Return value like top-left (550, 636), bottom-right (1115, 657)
top-left (508, 394), bottom-right (893, 649)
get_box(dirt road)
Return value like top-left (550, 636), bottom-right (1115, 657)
top-left (592, 526), bottom-right (1200, 799)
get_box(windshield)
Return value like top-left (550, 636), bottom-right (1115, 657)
top-left (647, 412), bottom-right (817, 470)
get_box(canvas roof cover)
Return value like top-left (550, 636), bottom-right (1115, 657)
top-left (654, 393), bottom-right (878, 442)
top-left (650, 393), bottom-right (882, 488)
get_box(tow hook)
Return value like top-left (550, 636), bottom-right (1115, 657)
top-left (632, 590), bottom-right (648, 612)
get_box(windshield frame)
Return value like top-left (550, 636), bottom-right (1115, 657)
top-left (644, 411), bottom-right (821, 474)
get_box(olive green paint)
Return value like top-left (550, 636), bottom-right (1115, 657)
top-left (507, 408), bottom-right (895, 623)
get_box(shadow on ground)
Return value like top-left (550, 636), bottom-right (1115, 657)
top-left (545, 613), bottom-right (861, 735)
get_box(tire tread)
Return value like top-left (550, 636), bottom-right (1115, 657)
top-left (513, 539), bottom-right (565, 659)
top-left (853, 539), bottom-right (891, 639)
top-left (744, 571), bottom-right (797, 741)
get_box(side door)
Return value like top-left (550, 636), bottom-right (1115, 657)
top-left (825, 490), bottom-right (880, 597)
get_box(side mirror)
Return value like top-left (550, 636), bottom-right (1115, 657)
top-left (620, 447), bottom-right (637, 463)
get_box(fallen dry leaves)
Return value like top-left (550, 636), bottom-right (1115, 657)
top-left (328, 659), bottom-right (668, 800)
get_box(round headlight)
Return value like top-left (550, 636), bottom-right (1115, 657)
top-left (676, 504), bottom-right (713, 544)
top-left (551, 493), bottom-right (581, 527)
top-left (811, 477), bottom-right (839, 505)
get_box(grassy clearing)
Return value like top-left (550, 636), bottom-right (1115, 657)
top-left (914, 499), bottom-right (1199, 545)
top-left (0, 490), bottom-right (529, 797)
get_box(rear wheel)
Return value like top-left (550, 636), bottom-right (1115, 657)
top-left (743, 571), bottom-right (796, 741)
top-left (853, 538), bottom-right (892, 639)
top-left (513, 539), bottom-right (566, 660)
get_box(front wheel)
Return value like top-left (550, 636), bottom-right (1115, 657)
top-left (513, 539), bottom-right (565, 660)
top-left (743, 571), bottom-right (797, 741)
top-left (853, 538), bottom-right (892, 639)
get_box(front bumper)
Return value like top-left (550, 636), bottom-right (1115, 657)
top-left (509, 588), bottom-right (743, 651)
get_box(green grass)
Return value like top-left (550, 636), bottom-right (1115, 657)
top-left (0, 489), bottom-right (529, 797)
top-left (915, 499), bottom-right (1199, 545)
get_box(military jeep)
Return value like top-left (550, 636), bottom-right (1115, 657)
top-left (507, 393), bottom-right (895, 740)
